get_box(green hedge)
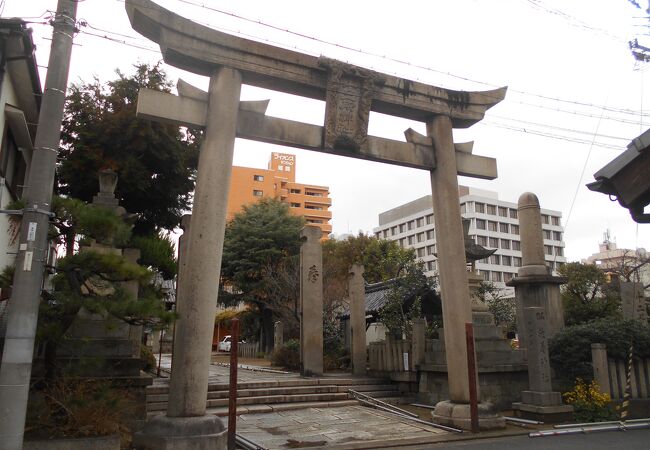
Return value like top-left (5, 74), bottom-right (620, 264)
top-left (549, 318), bottom-right (650, 387)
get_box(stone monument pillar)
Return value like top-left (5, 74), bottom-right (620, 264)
top-left (511, 307), bottom-right (573, 422)
top-left (349, 264), bottom-right (366, 376)
top-left (507, 193), bottom-right (572, 422)
top-left (300, 225), bottom-right (324, 376)
top-left (134, 68), bottom-right (240, 449)
top-left (507, 193), bottom-right (566, 349)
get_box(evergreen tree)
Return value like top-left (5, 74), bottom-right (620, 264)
top-left (57, 64), bottom-right (200, 235)
top-left (220, 198), bottom-right (304, 351)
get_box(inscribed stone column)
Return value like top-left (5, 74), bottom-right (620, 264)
top-left (507, 193), bottom-right (566, 349)
top-left (135, 68), bottom-right (240, 449)
top-left (349, 264), bottom-right (366, 376)
top-left (170, 214), bottom-right (191, 377)
top-left (426, 115), bottom-right (475, 403)
top-left (591, 343), bottom-right (611, 396)
top-left (300, 225), bottom-right (324, 376)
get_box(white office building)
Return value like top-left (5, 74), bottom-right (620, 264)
top-left (373, 186), bottom-right (567, 296)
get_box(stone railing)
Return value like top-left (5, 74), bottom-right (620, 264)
top-left (238, 342), bottom-right (260, 359)
top-left (592, 343), bottom-right (650, 400)
top-left (368, 338), bottom-right (414, 372)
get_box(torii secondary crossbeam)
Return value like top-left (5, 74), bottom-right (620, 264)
top-left (125, 0), bottom-right (507, 441)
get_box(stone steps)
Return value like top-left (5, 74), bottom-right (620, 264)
top-left (146, 376), bottom-right (407, 416)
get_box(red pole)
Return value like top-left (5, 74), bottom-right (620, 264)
top-left (465, 322), bottom-right (479, 433)
top-left (227, 319), bottom-right (240, 450)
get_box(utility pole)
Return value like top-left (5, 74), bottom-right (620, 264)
top-left (0, 1), bottom-right (77, 449)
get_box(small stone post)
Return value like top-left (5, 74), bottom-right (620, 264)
top-left (349, 264), bottom-right (366, 376)
top-left (507, 193), bottom-right (566, 349)
top-left (591, 343), bottom-right (611, 397)
top-left (274, 321), bottom-right (283, 351)
top-left (411, 318), bottom-right (426, 368)
top-left (300, 225), bottom-right (324, 376)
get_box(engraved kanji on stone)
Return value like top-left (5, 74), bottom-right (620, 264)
top-left (308, 264), bottom-right (319, 283)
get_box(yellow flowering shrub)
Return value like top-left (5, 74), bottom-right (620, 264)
top-left (563, 378), bottom-right (616, 422)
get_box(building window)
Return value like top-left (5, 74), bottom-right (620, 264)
top-left (253, 190), bottom-right (263, 197)
top-left (307, 219), bottom-right (323, 224)
top-left (545, 245), bottom-right (553, 255)
top-left (513, 257), bottom-right (522, 267)
top-left (487, 204), bottom-right (497, 215)
top-left (501, 239), bottom-right (510, 249)
top-left (552, 216), bottom-right (560, 226)
top-left (553, 231), bottom-right (562, 241)
top-left (427, 245), bottom-right (435, 255)
top-left (290, 202), bottom-right (300, 207)
top-left (512, 240), bottom-right (521, 251)
top-left (460, 203), bottom-right (467, 213)
top-left (490, 254), bottom-right (501, 265)
top-left (426, 230), bottom-right (434, 240)
top-left (499, 223), bottom-right (509, 233)
top-left (488, 221), bottom-right (498, 232)
top-left (399, 224), bottom-right (406, 233)
top-left (290, 188), bottom-right (301, 194)
top-left (475, 202), bottom-right (485, 213)
top-left (511, 224), bottom-right (519, 235)
top-left (305, 191), bottom-right (322, 196)
top-left (555, 247), bottom-right (564, 257)
top-left (383, 230), bottom-right (389, 238)
top-left (542, 214), bottom-right (550, 224)
top-left (544, 230), bottom-right (551, 240)
top-left (503, 272), bottom-right (514, 283)
top-left (489, 237), bottom-right (499, 248)
top-left (407, 221), bottom-right (414, 231)
top-left (477, 235), bottom-right (488, 246)
top-left (502, 255), bottom-right (512, 266)
top-left (427, 261), bottom-right (434, 271)
top-left (416, 217), bottom-right (424, 227)
top-left (426, 214), bottom-right (433, 224)
top-left (399, 238), bottom-right (405, 247)
top-left (476, 219), bottom-right (486, 230)
top-left (492, 271), bottom-right (502, 282)
top-left (498, 207), bottom-right (508, 217)
top-left (509, 208), bottom-right (518, 219)
top-left (417, 247), bottom-right (425, 257)
top-left (408, 235), bottom-right (414, 245)
top-left (391, 226), bottom-right (397, 235)
top-left (304, 205), bottom-right (322, 210)
top-left (253, 174), bottom-right (264, 181)
top-left (417, 232), bottom-right (424, 243)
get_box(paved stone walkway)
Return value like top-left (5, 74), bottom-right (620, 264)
top-left (237, 405), bottom-right (449, 450)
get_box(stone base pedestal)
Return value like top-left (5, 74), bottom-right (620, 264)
top-left (132, 415), bottom-right (227, 450)
top-left (512, 401), bottom-right (573, 423)
top-left (432, 400), bottom-right (506, 431)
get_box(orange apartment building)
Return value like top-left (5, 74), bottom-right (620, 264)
top-left (226, 152), bottom-right (332, 239)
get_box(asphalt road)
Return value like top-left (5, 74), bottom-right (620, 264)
top-left (424, 428), bottom-right (650, 449)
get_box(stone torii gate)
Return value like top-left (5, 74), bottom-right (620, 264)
top-left (126, 0), bottom-right (505, 443)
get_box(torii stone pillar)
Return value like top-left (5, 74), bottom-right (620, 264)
top-left (134, 68), bottom-right (241, 449)
top-left (300, 225), bottom-right (324, 377)
top-left (349, 264), bottom-right (366, 376)
top-left (428, 116), bottom-right (505, 431)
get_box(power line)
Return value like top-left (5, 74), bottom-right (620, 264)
top-left (171, 0), bottom-right (645, 117)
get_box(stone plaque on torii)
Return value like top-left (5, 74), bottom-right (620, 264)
top-left (125, 0), bottom-right (506, 442)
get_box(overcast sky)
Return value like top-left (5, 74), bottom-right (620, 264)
top-left (6, 0), bottom-right (650, 261)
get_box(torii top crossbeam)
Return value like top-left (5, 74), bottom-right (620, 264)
top-left (125, 0), bottom-right (505, 128)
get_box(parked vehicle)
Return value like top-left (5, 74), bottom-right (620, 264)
top-left (217, 335), bottom-right (245, 352)
top-left (218, 335), bottom-right (232, 352)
